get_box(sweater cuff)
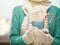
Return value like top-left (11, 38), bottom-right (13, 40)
top-left (10, 36), bottom-right (27, 45)
top-left (51, 37), bottom-right (60, 45)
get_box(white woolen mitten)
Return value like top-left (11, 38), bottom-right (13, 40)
top-left (22, 24), bottom-right (35, 44)
top-left (41, 29), bottom-right (54, 45)
top-left (22, 29), bottom-right (34, 44)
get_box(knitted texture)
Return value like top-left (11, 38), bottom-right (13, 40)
top-left (21, 0), bottom-right (54, 45)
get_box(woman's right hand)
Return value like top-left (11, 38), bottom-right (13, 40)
top-left (22, 24), bottom-right (35, 44)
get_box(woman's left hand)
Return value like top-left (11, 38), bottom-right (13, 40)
top-left (40, 28), bottom-right (54, 45)
top-left (30, 27), bottom-right (54, 45)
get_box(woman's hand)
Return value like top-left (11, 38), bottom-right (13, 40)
top-left (22, 24), bottom-right (37, 44)
top-left (40, 28), bottom-right (54, 45)
top-left (33, 28), bottom-right (54, 45)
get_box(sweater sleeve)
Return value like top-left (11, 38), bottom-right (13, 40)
top-left (9, 6), bottom-right (26, 45)
top-left (51, 10), bottom-right (60, 45)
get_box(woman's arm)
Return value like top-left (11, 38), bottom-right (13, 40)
top-left (9, 6), bottom-right (26, 45)
top-left (51, 10), bottom-right (60, 45)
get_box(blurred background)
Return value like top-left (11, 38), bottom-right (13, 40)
top-left (0, 0), bottom-right (60, 45)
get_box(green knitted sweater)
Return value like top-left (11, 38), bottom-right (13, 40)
top-left (10, 5), bottom-right (60, 45)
